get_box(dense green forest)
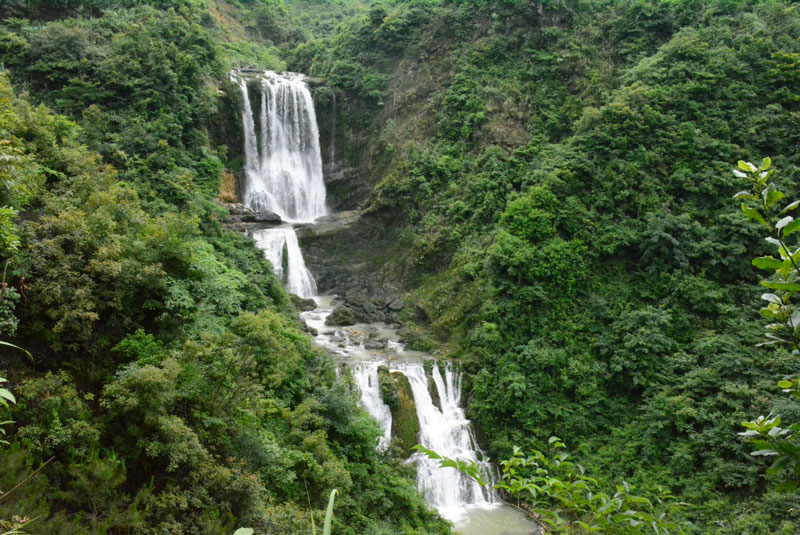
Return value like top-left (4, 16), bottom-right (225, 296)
top-left (291, 0), bottom-right (800, 532)
top-left (1, 0), bottom-right (799, 534)
top-left (0, 1), bottom-right (445, 534)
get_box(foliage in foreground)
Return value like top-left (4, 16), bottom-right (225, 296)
top-left (733, 158), bottom-right (800, 494)
top-left (418, 439), bottom-right (686, 535)
top-left (0, 1), bottom-right (449, 532)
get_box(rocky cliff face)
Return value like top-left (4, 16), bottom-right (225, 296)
top-left (298, 210), bottom-right (409, 322)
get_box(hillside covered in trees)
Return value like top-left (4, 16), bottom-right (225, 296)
top-left (1, 0), bottom-right (799, 534)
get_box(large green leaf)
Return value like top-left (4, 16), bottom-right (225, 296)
top-left (752, 256), bottom-right (783, 270)
top-left (782, 218), bottom-right (800, 237)
top-left (761, 281), bottom-right (800, 292)
top-left (0, 387), bottom-right (15, 406)
top-left (0, 341), bottom-right (32, 362)
top-left (733, 190), bottom-right (752, 200)
top-left (323, 489), bottom-right (338, 535)
top-left (766, 187), bottom-right (785, 208)
top-left (739, 160), bottom-right (757, 172)
top-left (781, 200), bottom-right (800, 214)
top-left (776, 216), bottom-right (794, 230)
top-left (741, 204), bottom-right (766, 225)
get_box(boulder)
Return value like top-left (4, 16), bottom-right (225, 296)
top-left (364, 339), bottom-right (386, 350)
top-left (222, 202), bottom-right (253, 215)
top-left (294, 210), bottom-right (361, 238)
top-left (242, 211), bottom-right (282, 224)
top-left (388, 298), bottom-right (404, 311)
top-left (290, 294), bottom-right (318, 312)
top-left (387, 370), bottom-right (420, 458)
top-left (325, 305), bottom-right (357, 326)
top-left (300, 321), bottom-right (318, 336)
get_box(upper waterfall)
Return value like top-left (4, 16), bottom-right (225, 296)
top-left (234, 70), bottom-right (327, 223)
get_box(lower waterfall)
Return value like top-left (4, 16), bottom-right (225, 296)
top-left (398, 363), bottom-right (495, 517)
top-left (297, 298), bottom-right (534, 533)
top-left (255, 273), bottom-right (535, 533)
top-left (352, 362), bottom-right (393, 451)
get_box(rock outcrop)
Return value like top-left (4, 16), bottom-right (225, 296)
top-left (221, 203), bottom-right (283, 232)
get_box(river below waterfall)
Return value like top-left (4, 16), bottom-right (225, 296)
top-left (301, 296), bottom-right (537, 535)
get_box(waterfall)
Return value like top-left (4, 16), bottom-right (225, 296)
top-left (233, 69), bottom-right (324, 297)
top-left (235, 70), bottom-right (327, 223)
top-left (299, 294), bottom-right (525, 530)
top-left (390, 363), bottom-right (496, 520)
top-left (234, 69), bottom-right (513, 531)
top-left (353, 362), bottom-right (393, 451)
top-left (251, 227), bottom-right (317, 298)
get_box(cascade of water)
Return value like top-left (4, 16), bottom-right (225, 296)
top-left (251, 227), bottom-right (317, 298)
top-left (233, 69), bottom-right (324, 297)
top-left (235, 70), bottom-right (327, 223)
top-left (232, 68), bottom-right (516, 531)
top-left (352, 362), bottom-right (393, 451)
top-left (389, 362), bottom-right (496, 521)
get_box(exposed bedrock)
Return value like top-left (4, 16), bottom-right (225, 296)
top-left (299, 211), bottom-right (409, 323)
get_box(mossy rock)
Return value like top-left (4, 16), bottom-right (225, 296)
top-left (378, 366), bottom-right (399, 409)
top-left (325, 305), bottom-right (357, 326)
top-left (388, 371), bottom-right (420, 459)
top-left (401, 324), bottom-right (437, 352)
top-left (290, 294), bottom-right (317, 312)
top-left (423, 360), bottom-right (442, 412)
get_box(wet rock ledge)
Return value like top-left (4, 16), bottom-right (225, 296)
top-left (221, 203), bottom-right (282, 232)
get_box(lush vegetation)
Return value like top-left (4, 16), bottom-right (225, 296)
top-left (0, 1), bottom-right (446, 534)
top-left (3, 0), bottom-right (800, 533)
top-left (293, 0), bottom-right (800, 532)
top-left (733, 157), bottom-right (800, 498)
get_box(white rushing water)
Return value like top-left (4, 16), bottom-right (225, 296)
top-left (392, 362), bottom-right (496, 521)
top-left (234, 70), bottom-right (327, 223)
top-left (235, 69), bottom-right (322, 298)
top-left (352, 362), bottom-right (393, 451)
top-left (251, 226), bottom-right (317, 298)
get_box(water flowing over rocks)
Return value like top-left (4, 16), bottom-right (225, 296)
top-left (251, 226), bottom-right (317, 298)
top-left (231, 68), bottom-right (535, 533)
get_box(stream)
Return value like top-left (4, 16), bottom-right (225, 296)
top-left (301, 296), bottom-right (535, 534)
top-left (233, 68), bottom-right (536, 535)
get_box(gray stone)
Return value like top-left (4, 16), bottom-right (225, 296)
top-left (326, 305), bottom-right (357, 326)
top-left (242, 211), bottom-right (282, 224)
top-left (222, 202), bottom-right (253, 215)
top-left (300, 321), bottom-right (318, 336)
top-left (364, 339), bottom-right (386, 350)
top-left (294, 210), bottom-right (361, 238)
top-left (290, 294), bottom-right (318, 312)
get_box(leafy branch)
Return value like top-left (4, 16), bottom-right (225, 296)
top-left (415, 439), bottom-right (686, 534)
top-left (0, 376), bottom-right (15, 447)
top-left (733, 157), bottom-right (800, 493)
